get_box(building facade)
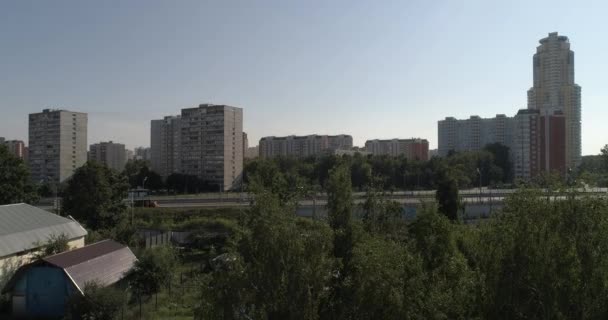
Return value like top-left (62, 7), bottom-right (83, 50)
top-left (150, 104), bottom-right (244, 190)
top-left (89, 141), bottom-right (127, 171)
top-left (438, 115), bottom-right (514, 157)
top-left (134, 147), bottom-right (151, 162)
top-left (245, 146), bottom-right (259, 159)
top-left (364, 138), bottom-right (429, 160)
top-left (179, 104), bottom-right (243, 190)
top-left (1, 139), bottom-right (26, 160)
top-left (28, 109), bottom-right (87, 184)
top-left (527, 32), bottom-right (581, 169)
top-left (150, 116), bottom-right (181, 178)
top-left (259, 134), bottom-right (353, 158)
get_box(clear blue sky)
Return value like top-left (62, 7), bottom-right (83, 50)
top-left (1, 0), bottom-right (606, 155)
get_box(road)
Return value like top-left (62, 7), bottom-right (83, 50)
top-left (35, 187), bottom-right (608, 210)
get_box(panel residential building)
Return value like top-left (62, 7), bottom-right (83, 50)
top-left (438, 115), bottom-right (514, 157)
top-left (150, 116), bottom-right (181, 179)
top-left (259, 134), bottom-right (353, 158)
top-left (180, 104), bottom-right (243, 191)
top-left (134, 147), bottom-right (151, 161)
top-left (364, 138), bottom-right (429, 161)
top-left (89, 141), bottom-right (127, 171)
top-left (28, 109), bottom-right (87, 184)
top-left (2, 139), bottom-right (26, 160)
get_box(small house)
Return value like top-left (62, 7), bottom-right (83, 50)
top-left (2, 239), bottom-right (137, 318)
top-left (0, 203), bottom-right (88, 277)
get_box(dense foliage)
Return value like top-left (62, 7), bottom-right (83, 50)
top-left (62, 161), bottom-right (129, 229)
top-left (194, 156), bottom-right (608, 319)
top-left (65, 282), bottom-right (126, 320)
top-left (0, 144), bottom-right (37, 204)
top-left (244, 144), bottom-right (513, 193)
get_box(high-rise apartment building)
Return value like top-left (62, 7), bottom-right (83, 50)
top-left (28, 109), bottom-right (87, 184)
top-left (150, 104), bottom-right (244, 190)
top-left (365, 138), bottom-right (429, 160)
top-left (151, 116), bottom-right (181, 179)
top-left (437, 115), bottom-right (514, 156)
top-left (259, 135), bottom-right (353, 158)
top-left (134, 147), bottom-right (151, 162)
top-left (89, 141), bottom-right (127, 172)
top-left (180, 104), bottom-right (243, 191)
top-left (242, 132), bottom-right (248, 160)
top-left (511, 109), bottom-right (540, 179)
top-left (126, 149), bottom-right (134, 161)
top-left (527, 32), bottom-right (581, 169)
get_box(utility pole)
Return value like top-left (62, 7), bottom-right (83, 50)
top-left (477, 167), bottom-right (482, 221)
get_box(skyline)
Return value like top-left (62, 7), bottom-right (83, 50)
top-left (1, 1), bottom-right (607, 155)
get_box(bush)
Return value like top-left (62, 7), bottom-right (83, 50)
top-left (65, 282), bottom-right (126, 320)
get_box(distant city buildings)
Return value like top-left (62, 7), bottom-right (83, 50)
top-left (28, 109), bottom-right (87, 184)
top-left (331, 147), bottom-right (371, 157)
top-left (89, 141), bottom-right (127, 171)
top-left (126, 149), bottom-right (134, 161)
top-left (151, 115), bottom-right (181, 178)
top-left (243, 132), bottom-right (248, 159)
top-left (134, 146), bottom-right (151, 162)
top-left (151, 104), bottom-right (244, 190)
top-left (1, 138), bottom-right (27, 160)
top-left (259, 134), bottom-right (353, 158)
top-left (245, 146), bottom-right (259, 159)
top-left (365, 138), bottom-right (429, 161)
top-left (438, 114), bottom-right (514, 156)
top-left (437, 32), bottom-right (581, 180)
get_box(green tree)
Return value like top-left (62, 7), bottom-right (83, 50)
top-left (32, 233), bottom-right (70, 260)
top-left (408, 206), bottom-right (479, 318)
top-left (349, 235), bottom-right (426, 319)
top-left (484, 142), bottom-right (513, 183)
top-left (476, 190), bottom-right (608, 319)
top-left (0, 144), bottom-right (38, 205)
top-left (322, 162), bottom-right (358, 319)
top-left (601, 144), bottom-right (608, 172)
top-left (350, 154), bottom-right (372, 191)
top-left (361, 179), bottom-right (404, 239)
top-left (62, 161), bottom-right (129, 229)
top-left (435, 168), bottom-right (460, 221)
top-left (129, 246), bottom-right (176, 297)
top-left (198, 182), bottom-right (334, 320)
top-left (65, 282), bottom-right (126, 320)
top-left (123, 159), bottom-right (149, 188)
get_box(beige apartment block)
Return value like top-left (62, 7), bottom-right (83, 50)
top-left (89, 141), bottom-right (127, 171)
top-left (259, 134), bottom-right (353, 158)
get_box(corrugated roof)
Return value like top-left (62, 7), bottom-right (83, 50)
top-left (0, 203), bottom-right (88, 258)
top-left (44, 239), bottom-right (137, 292)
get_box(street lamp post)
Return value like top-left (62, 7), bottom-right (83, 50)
top-left (476, 168), bottom-right (482, 203)
top-left (477, 167), bottom-right (482, 221)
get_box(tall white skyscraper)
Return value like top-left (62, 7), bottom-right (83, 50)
top-left (527, 32), bottom-right (581, 169)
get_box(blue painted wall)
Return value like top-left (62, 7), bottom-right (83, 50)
top-left (15, 266), bottom-right (75, 318)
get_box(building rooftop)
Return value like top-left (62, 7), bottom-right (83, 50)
top-left (0, 203), bottom-right (88, 258)
top-left (2, 239), bottom-right (137, 295)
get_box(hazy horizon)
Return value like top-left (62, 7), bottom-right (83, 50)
top-left (1, 0), bottom-right (607, 155)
